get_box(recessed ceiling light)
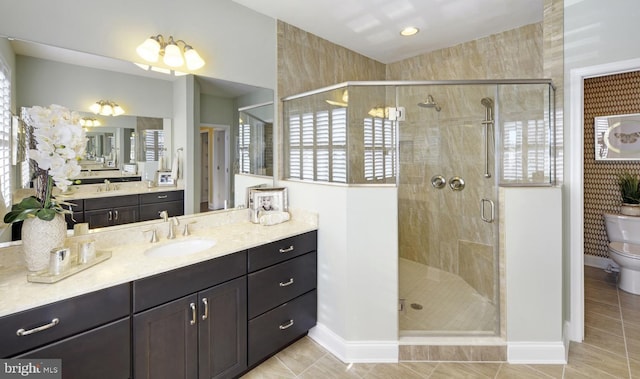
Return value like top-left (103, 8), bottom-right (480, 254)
top-left (400, 26), bottom-right (419, 37)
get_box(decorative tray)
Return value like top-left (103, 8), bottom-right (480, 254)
top-left (27, 250), bottom-right (112, 284)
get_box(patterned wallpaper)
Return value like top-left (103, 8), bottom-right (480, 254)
top-left (584, 71), bottom-right (640, 259)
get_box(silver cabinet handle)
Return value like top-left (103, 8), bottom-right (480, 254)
top-left (189, 303), bottom-right (197, 325)
top-left (279, 319), bottom-right (294, 330)
top-left (157, 195), bottom-right (168, 199)
top-left (279, 246), bottom-right (294, 253)
top-left (114, 210), bottom-right (119, 220)
top-left (108, 210), bottom-right (113, 221)
top-left (201, 298), bottom-right (208, 321)
top-left (17, 318), bottom-right (59, 336)
top-left (279, 278), bottom-right (294, 287)
top-left (481, 199), bottom-right (495, 223)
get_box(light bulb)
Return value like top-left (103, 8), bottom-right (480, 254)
top-left (99, 103), bottom-right (113, 116)
top-left (113, 105), bottom-right (125, 116)
top-left (184, 47), bottom-right (205, 70)
top-left (90, 102), bottom-right (102, 114)
top-left (163, 42), bottom-right (184, 67)
top-left (136, 37), bottom-right (161, 62)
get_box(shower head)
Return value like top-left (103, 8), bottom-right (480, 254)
top-left (480, 97), bottom-right (494, 108)
top-left (418, 95), bottom-right (441, 112)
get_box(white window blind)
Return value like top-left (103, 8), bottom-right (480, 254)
top-left (143, 130), bottom-right (164, 161)
top-left (0, 61), bottom-right (11, 210)
top-left (288, 108), bottom-right (347, 183)
top-left (238, 122), bottom-right (250, 173)
top-left (502, 118), bottom-right (549, 183)
top-left (364, 117), bottom-right (396, 181)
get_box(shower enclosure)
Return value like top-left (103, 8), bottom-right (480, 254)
top-left (282, 80), bottom-right (556, 338)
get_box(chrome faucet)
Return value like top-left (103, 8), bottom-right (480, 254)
top-left (159, 210), bottom-right (169, 222)
top-left (167, 217), bottom-right (180, 239)
top-left (104, 179), bottom-right (111, 191)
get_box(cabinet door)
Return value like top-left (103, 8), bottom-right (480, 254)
top-left (113, 205), bottom-right (138, 225)
top-left (84, 209), bottom-right (113, 228)
top-left (198, 277), bottom-right (247, 379)
top-left (134, 295), bottom-right (198, 379)
top-left (16, 318), bottom-right (130, 379)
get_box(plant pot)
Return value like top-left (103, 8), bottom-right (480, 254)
top-left (21, 214), bottom-right (67, 271)
top-left (621, 203), bottom-right (640, 217)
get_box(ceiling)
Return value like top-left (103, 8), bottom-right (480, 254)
top-left (233, 0), bottom-right (543, 63)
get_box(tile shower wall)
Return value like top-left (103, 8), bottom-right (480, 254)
top-left (584, 71), bottom-right (640, 260)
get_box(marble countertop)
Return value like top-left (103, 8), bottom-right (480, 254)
top-left (0, 208), bottom-right (318, 318)
top-left (13, 181), bottom-right (185, 203)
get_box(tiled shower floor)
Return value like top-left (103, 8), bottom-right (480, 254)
top-left (399, 258), bottom-right (496, 333)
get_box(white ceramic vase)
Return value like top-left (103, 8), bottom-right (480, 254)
top-left (22, 214), bottom-right (66, 271)
top-left (621, 203), bottom-right (640, 217)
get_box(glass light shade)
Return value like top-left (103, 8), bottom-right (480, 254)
top-left (89, 102), bottom-right (102, 114)
top-left (113, 105), bottom-right (125, 116)
top-left (184, 48), bottom-right (205, 70)
top-left (136, 37), bottom-right (161, 62)
top-left (163, 43), bottom-right (184, 67)
top-left (99, 103), bottom-right (113, 116)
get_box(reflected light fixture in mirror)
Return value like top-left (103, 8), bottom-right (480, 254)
top-left (80, 117), bottom-right (100, 127)
top-left (136, 34), bottom-right (205, 71)
top-left (90, 100), bottom-right (125, 116)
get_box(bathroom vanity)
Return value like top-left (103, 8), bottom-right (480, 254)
top-left (0, 210), bottom-right (317, 379)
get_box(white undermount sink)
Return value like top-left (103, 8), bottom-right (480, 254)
top-left (144, 238), bottom-right (217, 258)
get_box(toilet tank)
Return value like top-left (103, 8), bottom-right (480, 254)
top-left (604, 213), bottom-right (640, 244)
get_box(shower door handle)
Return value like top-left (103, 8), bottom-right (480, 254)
top-left (481, 199), bottom-right (495, 223)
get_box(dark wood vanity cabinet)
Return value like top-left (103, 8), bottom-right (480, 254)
top-left (0, 284), bottom-right (131, 379)
top-left (247, 230), bottom-right (318, 367)
top-left (138, 190), bottom-right (185, 222)
top-left (133, 252), bottom-right (247, 379)
top-left (84, 194), bottom-right (139, 228)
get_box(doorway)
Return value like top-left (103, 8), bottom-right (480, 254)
top-left (199, 124), bottom-right (230, 211)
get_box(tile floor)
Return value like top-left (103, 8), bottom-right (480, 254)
top-left (399, 258), bottom-right (495, 333)
top-left (241, 265), bottom-right (640, 378)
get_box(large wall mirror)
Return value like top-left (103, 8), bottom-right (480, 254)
top-left (6, 37), bottom-right (274, 210)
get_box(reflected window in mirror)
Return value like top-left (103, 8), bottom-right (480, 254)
top-left (137, 117), bottom-right (165, 162)
top-left (0, 60), bottom-right (11, 210)
top-left (237, 102), bottom-right (273, 177)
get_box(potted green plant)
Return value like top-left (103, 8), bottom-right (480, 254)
top-left (618, 172), bottom-right (640, 216)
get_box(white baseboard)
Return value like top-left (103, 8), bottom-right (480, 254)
top-left (308, 323), bottom-right (398, 363)
top-left (507, 341), bottom-right (567, 364)
top-left (584, 255), bottom-right (617, 270)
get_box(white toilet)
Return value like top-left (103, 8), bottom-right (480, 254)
top-left (604, 213), bottom-right (640, 294)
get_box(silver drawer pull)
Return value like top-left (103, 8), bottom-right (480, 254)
top-left (202, 298), bottom-right (209, 321)
top-left (157, 195), bottom-right (168, 199)
top-left (279, 278), bottom-right (294, 287)
top-left (279, 246), bottom-right (294, 253)
top-left (279, 319), bottom-right (294, 330)
top-left (17, 318), bottom-right (60, 336)
top-left (190, 303), bottom-right (197, 325)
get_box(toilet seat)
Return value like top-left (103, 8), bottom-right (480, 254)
top-left (608, 241), bottom-right (640, 259)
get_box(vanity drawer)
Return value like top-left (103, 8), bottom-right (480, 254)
top-left (247, 230), bottom-right (317, 272)
top-left (248, 251), bottom-right (317, 319)
top-left (248, 289), bottom-right (317, 366)
top-left (133, 250), bottom-right (247, 312)
top-left (139, 190), bottom-right (184, 204)
top-left (139, 201), bottom-right (184, 222)
top-left (0, 283), bottom-right (130, 357)
top-left (83, 194), bottom-right (138, 210)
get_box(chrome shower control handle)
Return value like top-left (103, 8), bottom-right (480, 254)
top-left (449, 176), bottom-right (465, 191)
top-left (431, 175), bottom-right (446, 189)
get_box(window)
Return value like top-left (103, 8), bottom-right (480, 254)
top-left (502, 118), bottom-right (550, 183)
top-left (238, 121), bottom-right (250, 174)
top-left (143, 129), bottom-right (164, 161)
top-left (0, 59), bottom-right (11, 210)
top-left (288, 108), bottom-right (347, 183)
top-left (364, 117), bottom-right (396, 181)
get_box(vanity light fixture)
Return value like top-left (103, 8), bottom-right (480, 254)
top-left (80, 117), bottom-right (100, 127)
top-left (89, 100), bottom-right (125, 116)
top-left (400, 26), bottom-right (419, 36)
top-left (136, 34), bottom-right (205, 71)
